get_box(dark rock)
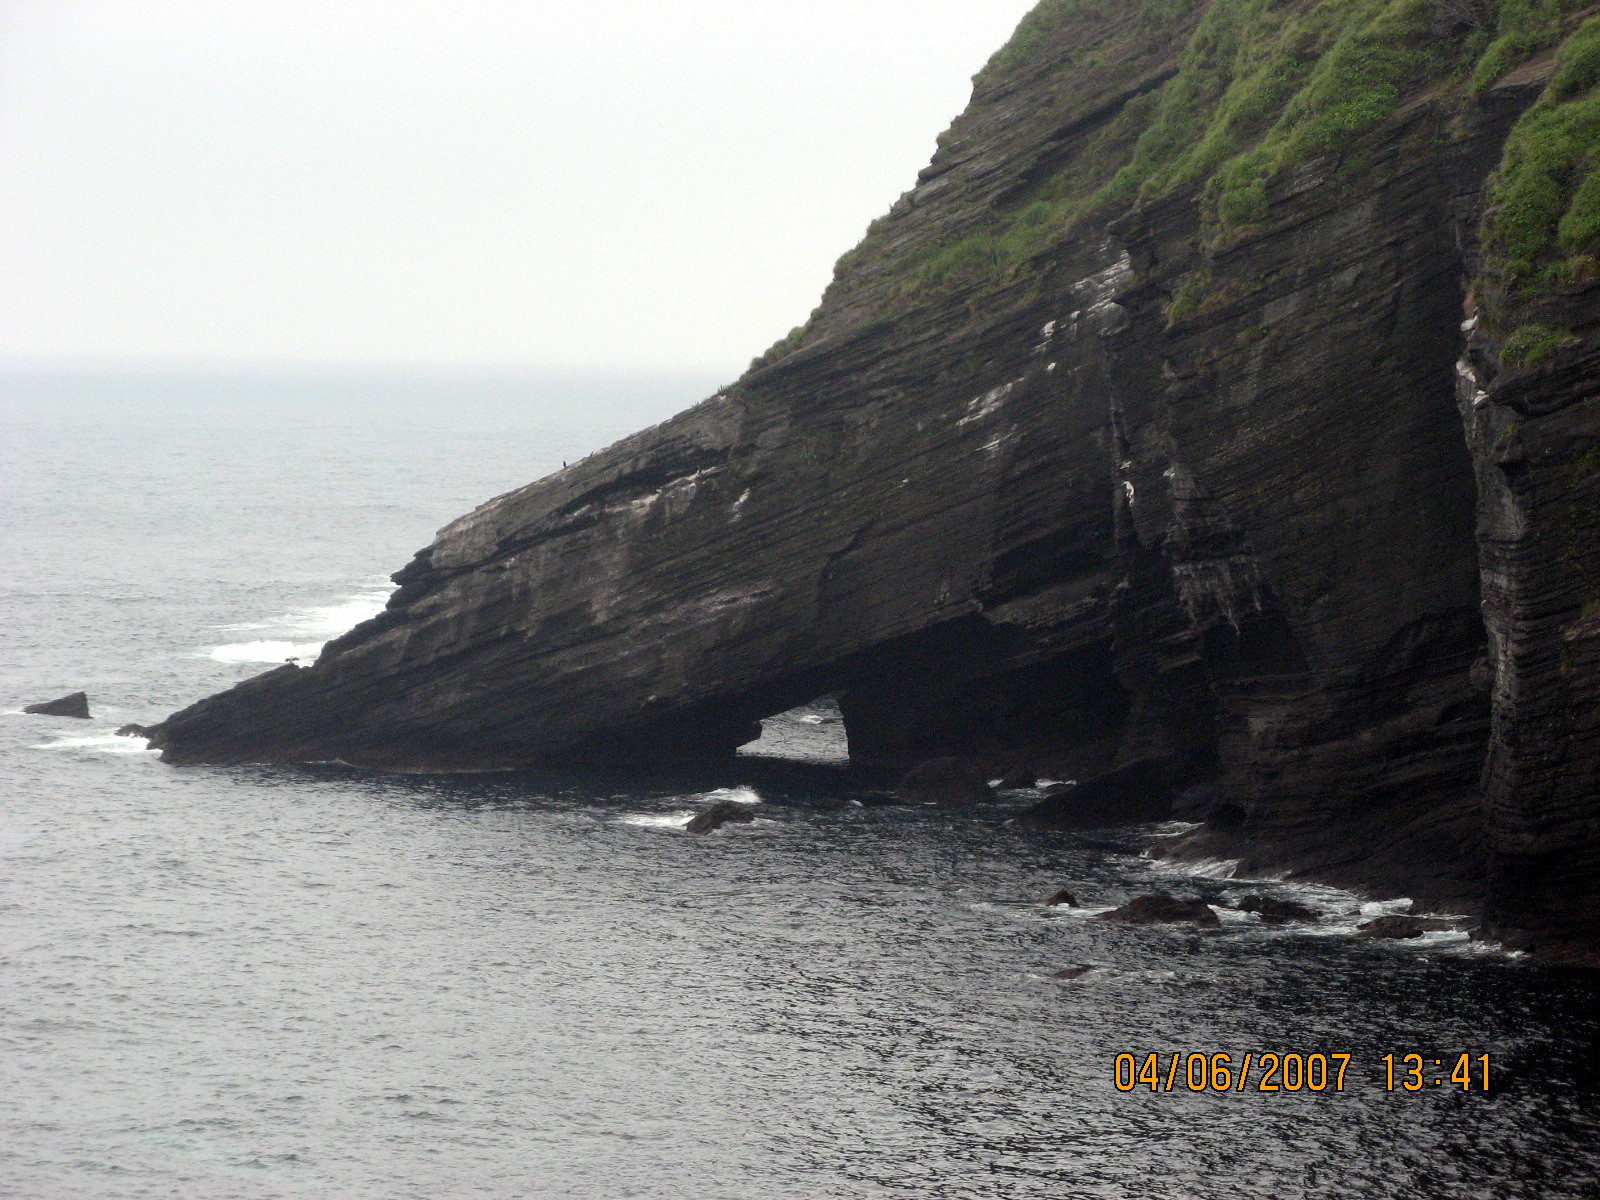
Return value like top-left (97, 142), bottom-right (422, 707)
top-left (115, 724), bottom-right (152, 738)
top-left (1236, 895), bottom-right (1319, 924)
top-left (1460, 345), bottom-right (1600, 962)
top-left (24, 692), bottom-right (90, 719)
top-left (1015, 758), bottom-right (1179, 830)
top-left (1097, 894), bottom-right (1220, 928)
top-left (1205, 802), bottom-right (1249, 832)
top-left (853, 792), bottom-right (907, 808)
top-left (893, 757), bottom-right (994, 806)
top-left (1356, 914), bottom-right (1457, 939)
top-left (998, 765), bottom-right (1037, 789)
top-left (683, 799), bottom-right (755, 835)
top-left (1041, 889), bottom-right (1079, 907)
top-left (1050, 965), bottom-right (1094, 980)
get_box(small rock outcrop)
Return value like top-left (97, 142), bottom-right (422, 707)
top-left (893, 758), bottom-right (994, 806)
top-left (1357, 915), bottom-right (1457, 940)
top-left (1097, 894), bottom-right (1220, 928)
top-left (24, 692), bottom-right (90, 719)
top-left (684, 800), bottom-right (755, 835)
top-left (1041, 889), bottom-right (1080, 907)
top-left (115, 723), bottom-right (152, 738)
top-left (1236, 896), bottom-right (1320, 925)
top-left (1016, 759), bottom-right (1176, 830)
top-left (998, 765), bottom-right (1037, 789)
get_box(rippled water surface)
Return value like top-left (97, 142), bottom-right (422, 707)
top-left (4, 368), bottom-right (1600, 1199)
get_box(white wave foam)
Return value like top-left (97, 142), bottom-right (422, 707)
top-left (206, 586), bottom-right (393, 665)
top-left (31, 734), bottom-right (153, 755)
top-left (616, 812), bottom-right (697, 829)
top-left (1144, 856), bottom-right (1240, 880)
top-left (698, 786), bottom-right (762, 805)
top-left (1412, 929), bottom-right (1471, 948)
top-left (294, 593), bottom-right (392, 637)
top-left (209, 640), bottom-right (324, 664)
top-left (1359, 897), bottom-right (1413, 918)
top-left (1214, 906), bottom-right (1257, 926)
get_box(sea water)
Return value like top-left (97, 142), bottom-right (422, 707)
top-left (3, 366), bottom-right (1599, 1199)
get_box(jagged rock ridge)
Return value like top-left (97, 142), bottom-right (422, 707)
top-left (152, 0), bottom-right (1600, 963)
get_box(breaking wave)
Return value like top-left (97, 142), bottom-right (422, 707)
top-left (207, 583), bottom-right (393, 665)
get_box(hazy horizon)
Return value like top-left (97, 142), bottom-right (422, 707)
top-left (0, 1), bottom-right (1039, 377)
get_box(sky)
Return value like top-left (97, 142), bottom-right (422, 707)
top-left (0, 1), bottom-right (1040, 375)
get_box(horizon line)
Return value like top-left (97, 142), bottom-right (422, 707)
top-left (0, 352), bottom-right (737, 380)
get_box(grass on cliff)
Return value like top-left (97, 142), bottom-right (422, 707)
top-left (1472, 0), bottom-right (1596, 90)
top-left (1480, 16), bottom-right (1600, 325)
top-left (779, 0), bottom-right (1600, 341)
top-left (1500, 321), bottom-right (1581, 362)
top-left (1101, 0), bottom-right (1443, 229)
top-left (892, 0), bottom-right (1456, 301)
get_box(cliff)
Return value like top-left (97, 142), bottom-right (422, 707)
top-left (150, 0), bottom-right (1600, 964)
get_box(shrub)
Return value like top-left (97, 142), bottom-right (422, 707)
top-left (1499, 322), bottom-right (1577, 364)
top-left (1481, 17), bottom-right (1600, 301)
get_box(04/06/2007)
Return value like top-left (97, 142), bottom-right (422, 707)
top-left (1114, 1052), bottom-right (1491, 1093)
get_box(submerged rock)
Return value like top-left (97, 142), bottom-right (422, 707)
top-left (24, 692), bottom-right (90, 719)
top-left (1357, 915), bottom-right (1457, 940)
top-left (684, 799), bottom-right (755, 835)
top-left (853, 793), bottom-right (907, 808)
top-left (1050, 965), bottom-right (1094, 980)
top-left (1098, 894), bottom-right (1220, 928)
top-left (1236, 896), bottom-right (1320, 924)
top-left (893, 758), bottom-right (994, 806)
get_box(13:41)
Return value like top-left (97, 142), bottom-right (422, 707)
top-left (1383, 1053), bottom-right (1491, 1091)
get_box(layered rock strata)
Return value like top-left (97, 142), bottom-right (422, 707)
top-left (152, 1), bottom-right (1600, 962)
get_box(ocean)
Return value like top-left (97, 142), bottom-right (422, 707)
top-left (3, 366), bottom-right (1599, 1199)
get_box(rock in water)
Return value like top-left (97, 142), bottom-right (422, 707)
top-left (1098, 895), bottom-right (1220, 928)
top-left (1016, 759), bottom-right (1177, 830)
top-left (24, 692), bottom-right (90, 719)
top-left (144, 4), bottom-right (1600, 963)
top-left (998, 765), bottom-right (1037, 789)
top-left (115, 723), bottom-right (152, 738)
top-left (1041, 889), bottom-right (1079, 907)
top-left (684, 799), bottom-right (755, 835)
top-left (893, 758), bottom-right (994, 806)
top-left (1236, 896), bottom-right (1320, 924)
top-left (1050, 965), bottom-right (1094, 980)
top-left (1357, 915), bottom-right (1458, 940)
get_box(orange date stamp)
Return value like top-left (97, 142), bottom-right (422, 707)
top-left (1115, 1051), bottom-right (1351, 1092)
top-left (1114, 1052), bottom-right (1491, 1092)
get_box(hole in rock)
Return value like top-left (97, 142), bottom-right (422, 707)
top-left (738, 695), bottom-right (850, 765)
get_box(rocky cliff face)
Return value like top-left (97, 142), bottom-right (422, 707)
top-left (151, 0), bottom-right (1600, 963)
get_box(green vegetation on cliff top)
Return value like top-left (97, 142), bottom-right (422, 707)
top-left (753, 0), bottom-right (1600, 367)
top-left (896, 0), bottom-right (1479, 299)
top-left (1480, 14), bottom-right (1600, 323)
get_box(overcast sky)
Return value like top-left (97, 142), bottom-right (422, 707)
top-left (0, 1), bottom-right (1038, 375)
